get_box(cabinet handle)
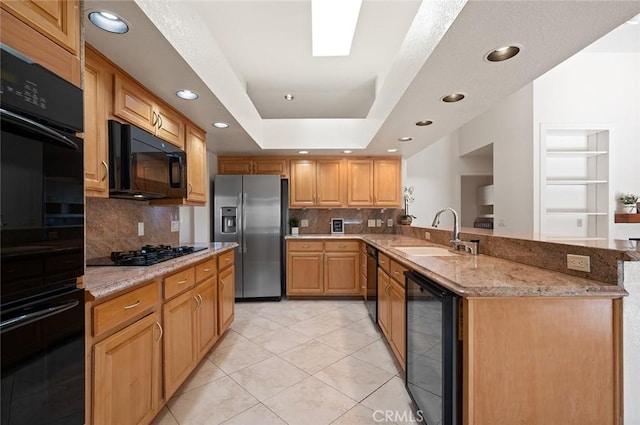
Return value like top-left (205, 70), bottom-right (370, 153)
top-left (221, 281), bottom-right (225, 290)
top-left (157, 114), bottom-right (163, 129)
top-left (303, 245), bottom-right (310, 248)
top-left (197, 294), bottom-right (203, 308)
top-left (339, 245), bottom-right (346, 248)
top-left (155, 321), bottom-right (163, 342)
top-left (100, 161), bottom-right (108, 182)
top-left (124, 300), bottom-right (141, 310)
top-left (152, 111), bottom-right (158, 126)
top-left (203, 268), bottom-right (211, 272)
top-left (177, 279), bottom-right (188, 285)
top-left (393, 270), bottom-right (400, 275)
top-left (188, 182), bottom-right (193, 194)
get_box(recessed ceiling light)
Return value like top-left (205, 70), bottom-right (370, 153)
top-left (398, 137), bottom-right (413, 142)
top-left (212, 122), bottom-right (229, 129)
top-left (416, 120), bottom-right (433, 127)
top-left (298, 150), bottom-right (309, 154)
top-left (343, 150), bottom-right (352, 154)
top-left (284, 94), bottom-right (294, 101)
top-left (88, 11), bottom-right (129, 34)
top-left (312, 0), bottom-right (362, 56)
top-left (441, 93), bottom-right (465, 103)
top-left (485, 45), bottom-right (521, 62)
top-left (176, 90), bottom-right (199, 100)
top-left (387, 148), bottom-right (398, 153)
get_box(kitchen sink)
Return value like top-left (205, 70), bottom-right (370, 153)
top-left (393, 246), bottom-right (457, 256)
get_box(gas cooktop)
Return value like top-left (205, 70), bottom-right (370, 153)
top-left (86, 244), bottom-right (207, 266)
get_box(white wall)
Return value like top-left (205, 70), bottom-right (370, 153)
top-left (459, 85), bottom-right (534, 236)
top-left (405, 131), bottom-right (460, 229)
top-left (533, 51), bottom-right (640, 239)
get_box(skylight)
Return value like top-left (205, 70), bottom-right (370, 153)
top-left (312, 0), bottom-right (362, 56)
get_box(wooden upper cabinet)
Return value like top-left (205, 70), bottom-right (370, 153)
top-left (218, 157), bottom-right (289, 178)
top-left (347, 160), bottom-right (374, 206)
top-left (84, 46), bottom-right (113, 197)
top-left (290, 160), bottom-right (317, 207)
top-left (374, 159), bottom-right (401, 207)
top-left (186, 125), bottom-right (207, 204)
top-left (1, 0), bottom-right (79, 55)
top-left (0, 7), bottom-right (80, 86)
top-left (316, 159), bottom-right (344, 207)
top-left (347, 158), bottom-right (401, 207)
top-left (290, 159), bottom-right (344, 208)
top-left (114, 74), bottom-right (185, 148)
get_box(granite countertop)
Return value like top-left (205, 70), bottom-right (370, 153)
top-left (286, 234), bottom-right (627, 298)
top-left (83, 242), bottom-right (238, 300)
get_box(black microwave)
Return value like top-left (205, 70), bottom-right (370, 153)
top-left (109, 120), bottom-right (187, 200)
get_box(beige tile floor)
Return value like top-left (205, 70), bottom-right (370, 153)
top-left (151, 299), bottom-right (419, 425)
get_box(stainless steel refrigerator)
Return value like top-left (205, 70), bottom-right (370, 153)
top-left (213, 175), bottom-right (282, 299)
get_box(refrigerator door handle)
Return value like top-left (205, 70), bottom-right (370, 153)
top-left (242, 192), bottom-right (248, 254)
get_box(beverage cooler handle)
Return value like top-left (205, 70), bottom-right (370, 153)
top-left (0, 300), bottom-right (79, 333)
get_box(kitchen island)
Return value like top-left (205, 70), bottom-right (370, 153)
top-left (286, 234), bottom-right (627, 425)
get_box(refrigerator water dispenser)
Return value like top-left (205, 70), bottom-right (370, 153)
top-left (221, 207), bottom-right (237, 233)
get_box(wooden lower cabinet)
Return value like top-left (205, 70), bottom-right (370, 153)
top-left (196, 277), bottom-right (219, 358)
top-left (378, 262), bottom-right (406, 369)
top-left (218, 265), bottom-right (235, 335)
top-left (287, 252), bottom-right (324, 295)
top-left (93, 312), bottom-right (162, 425)
top-left (163, 289), bottom-right (198, 399)
top-left (325, 252), bottom-right (359, 295)
top-left (377, 268), bottom-right (391, 337)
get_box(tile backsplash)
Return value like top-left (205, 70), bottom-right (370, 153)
top-left (289, 209), bottom-right (403, 235)
top-left (86, 197), bottom-right (179, 259)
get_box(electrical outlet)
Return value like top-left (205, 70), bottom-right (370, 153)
top-left (576, 218), bottom-right (583, 228)
top-left (567, 254), bottom-right (590, 272)
top-left (376, 219), bottom-right (382, 227)
top-left (368, 219), bottom-right (375, 227)
top-left (300, 219), bottom-right (309, 227)
top-left (424, 232), bottom-right (431, 240)
top-left (387, 219), bottom-right (393, 227)
top-left (171, 220), bottom-right (180, 232)
top-left (137, 222), bottom-right (144, 236)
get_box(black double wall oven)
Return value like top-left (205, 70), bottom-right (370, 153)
top-left (1, 44), bottom-right (85, 425)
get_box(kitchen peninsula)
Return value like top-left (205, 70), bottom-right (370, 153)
top-left (286, 232), bottom-right (629, 425)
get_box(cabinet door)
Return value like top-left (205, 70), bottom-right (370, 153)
top-left (186, 125), bottom-right (207, 204)
top-left (195, 277), bottom-right (218, 359)
top-left (374, 159), bottom-right (401, 207)
top-left (93, 312), bottom-right (162, 425)
top-left (389, 279), bottom-right (406, 367)
top-left (114, 74), bottom-right (156, 134)
top-left (1, 0), bottom-right (79, 54)
top-left (316, 159), bottom-right (344, 207)
top-left (155, 102), bottom-right (185, 148)
top-left (287, 252), bottom-right (324, 295)
top-left (84, 47), bottom-right (111, 197)
top-left (163, 289), bottom-right (198, 399)
top-left (218, 158), bottom-right (253, 175)
top-left (218, 266), bottom-right (235, 335)
top-left (377, 269), bottom-right (390, 339)
top-left (347, 160), bottom-right (374, 206)
top-left (254, 158), bottom-right (289, 178)
top-left (324, 252), bottom-right (359, 295)
top-left (290, 160), bottom-right (317, 207)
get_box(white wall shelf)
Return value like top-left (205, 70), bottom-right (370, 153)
top-left (539, 125), bottom-right (610, 239)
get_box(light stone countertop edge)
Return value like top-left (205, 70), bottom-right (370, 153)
top-left (83, 242), bottom-right (239, 300)
top-left (286, 234), bottom-right (628, 298)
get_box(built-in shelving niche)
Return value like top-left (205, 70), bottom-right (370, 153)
top-left (540, 124), bottom-right (610, 240)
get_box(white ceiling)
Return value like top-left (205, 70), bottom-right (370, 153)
top-left (83, 0), bottom-right (640, 158)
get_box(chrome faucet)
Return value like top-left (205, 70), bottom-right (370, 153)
top-left (431, 207), bottom-right (478, 255)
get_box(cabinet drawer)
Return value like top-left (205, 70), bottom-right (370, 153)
top-left (325, 241), bottom-right (359, 252)
top-left (288, 241), bottom-right (324, 251)
top-left (378, 253), bottom-right (391, 274)
top-left (164, 267), bottom-right (195, 300)
top-left (218, 250), bottom-right (235, 270)
top-left (195, 258), bottom-right (217, 283)
top-left (93, 281), bottom-right (158, 337)
top-left (390, 260), bottom-right (408, 285)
